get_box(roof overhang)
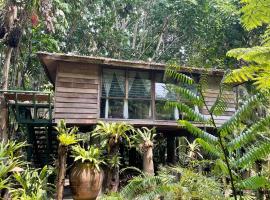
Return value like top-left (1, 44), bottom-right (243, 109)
top-left (37, 51), bottom-right (225, 85)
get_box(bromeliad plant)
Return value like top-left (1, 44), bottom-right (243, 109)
top-left (165, 64), bottom-right (270, 199)
top-left (71, 145), bottom-right (105, 171)
top-left (92, 121), bottom-right (134, 192)
top-left (132, 127), bottom-right (157, 176)
top-left (54, 119), bottom-right (79, 200)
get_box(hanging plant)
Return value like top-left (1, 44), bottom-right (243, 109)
top-left (7, 26), bottom-right (22, 48)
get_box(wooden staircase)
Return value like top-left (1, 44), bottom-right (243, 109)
top-left (27, 125), bottom-right (58, 167)
top-left (0, 90), bottom-right (55, 167)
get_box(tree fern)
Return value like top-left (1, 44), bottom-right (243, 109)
top-left (237, 176), bottom-right (270, 190)
top-left (233, 142), bottom-right (270, 168)
top-left (219, 93), bottom-right (264, 135)
top-left (228, 115), bottom-right (270, 151)
top-left (164, 64), bottom-right (194, 85)
top-left (195, 138), bottom-right (223, 158)
top-left (240, 0), bottom-right (270, 31)
top-left (178, 120), bottom-right (218, 143)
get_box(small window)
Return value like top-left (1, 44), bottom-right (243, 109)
top-left (128, 99), bottom-right (151, 119)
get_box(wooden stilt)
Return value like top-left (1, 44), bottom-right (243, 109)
top-left (166, 136), bottom-right (176, 165)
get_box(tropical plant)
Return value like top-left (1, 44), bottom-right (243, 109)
top-left (224, 0), bottom-right (270, 91)
top-left (71, 145), bottom-right (105, 171)
top-left (165, 65), bottom-right (270, 199)
top-left (0, 140), bottom-right (26, 198)
top-left (54, 119), bottom-right (78, 200)
top-left (11, 165), bottom-right (55, 200)
top-left (132, 127), bottom-right (157, 175)
top-left (101, 165), bottom-right (223, 200)
top-left (92, 121), bottom-right (134, 192)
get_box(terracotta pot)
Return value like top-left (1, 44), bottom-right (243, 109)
top-left (69, 162), bottom-right (103, 200)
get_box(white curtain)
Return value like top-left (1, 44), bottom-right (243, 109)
top-left (123, 71), bottom-right (137, 119)
top-left (174, 106), bottom-right (180, 120)
top-left (103, 70), bottom-right (113, 118)
top-left (115, 70), bottom-right (126, 118)
top-left (139, 72), bottom-right (151, 118)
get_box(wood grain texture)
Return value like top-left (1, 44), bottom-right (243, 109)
top-left (54, 62), bottom-right (99, 121)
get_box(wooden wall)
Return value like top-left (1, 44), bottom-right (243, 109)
top-left (53, 63), bottom-right (235, 127)
top-left (201, 76), bottom-right (236, 126)
top-left (54, 61), bottom-right (100, 124)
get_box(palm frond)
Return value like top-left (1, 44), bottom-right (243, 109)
top-left (195, 138), bottom-right (222, 158)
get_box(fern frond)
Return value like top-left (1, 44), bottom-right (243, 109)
top-left (228, 115), bottom-right (270, 151)
top-left (240, 0), bottom-right (270, 31)
top-left (237, 176), bottom-right (270, 190)
top-left (262, 25), bottom-right (270, 46)
top-left (166, 101), bottom-right (206, 122)
top-left (219, 93), bottom-right (264, 135)
top-left (178, 120), bottom-right (218, 144)
top-left (227, 47), bottom-right (270, 64)
top-left (173, 86), bottom-right (202, 105)
top-left (224, 66), bottom-right (258, 84)
top-left (234, 142), bottom-right (270, 168)
top-left (214, 159), bottom-right (229, 175)
top-left (195, 138), bottom-right (222, 158)
top-left (165, 65), bottom-right (194, 85)
top-left (209, 84), bottom-right (231, 116)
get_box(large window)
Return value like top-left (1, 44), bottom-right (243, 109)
top-left (101, 69), bottom-right (152, 119)
top-left (128, 71), bottom-right (152, 119)
top-left (100, 68), bottom-right (198, 120)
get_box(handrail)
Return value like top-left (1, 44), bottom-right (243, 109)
top-left (0, 90), bottom-right (52, 94)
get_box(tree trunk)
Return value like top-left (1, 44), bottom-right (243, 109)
top-left (2, 48), bottom-right (13, 91)
top-left (143, 147), bottom-right (154, 176)
top-left (0, 97), bottom-right (8, 142)
top-left (0, 48), bottom-right (13, 142)
top-left (106, 143), bottom-right (120, 192)
top-left (56, 145), bottom-right (68, 200)
top-left (107, 166), bottom-right (119, 193)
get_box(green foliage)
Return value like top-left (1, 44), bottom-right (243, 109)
top-left (71, 145), bottom-right (105, 171)
top-left (132, 127), bottom-right (156, 152)
top-left (0, 140), bottom-right (26, 191)
top-left (11, 165), bottom-right (55, 200)
top-left (240, 0), bottom-right (270, 31)
top-left (92, 121), bottom-right (134, 150)
top-left (237, 175), bottom-right (270, 190)
top-left (166, 65), bottom-right (270, 196)
top-left (55, 119), bottom-right (79, 146)
top-left (102, 166), bottom-right (223, 200)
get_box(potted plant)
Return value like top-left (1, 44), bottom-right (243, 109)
top-left (69, 145), bottom-right (105, 200)
top-left (92, 121), bottom-right (134, 192)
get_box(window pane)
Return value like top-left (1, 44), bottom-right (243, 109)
top-left (128, 100), bottom-right (151, 119)
top-left (100, 98), bottom-right (124, 118)
top-left (128, 71), bottom-right (151, 98)
top-left (102, 69), bottom-right (125, 97)
top-left (155, 72), bottom-right (176, 100)
top-left (155, 100), bottom-right (176, 120)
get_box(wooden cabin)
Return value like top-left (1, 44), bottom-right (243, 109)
top-left (38, 52), bottom-right (236, 130)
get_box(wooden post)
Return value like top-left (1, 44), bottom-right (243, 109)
top-left (0, 96), bottom-right (8, 142)
top-left (166, 136), bottom-right (176, 165)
